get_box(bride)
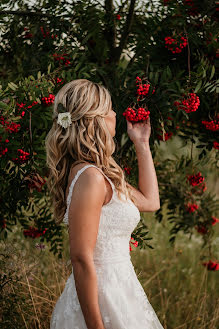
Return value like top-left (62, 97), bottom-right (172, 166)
top-left (45, 79), bottom-right (164, 329)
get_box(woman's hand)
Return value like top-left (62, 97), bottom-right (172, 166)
top-left (126, 116), bottom-right (151, 144)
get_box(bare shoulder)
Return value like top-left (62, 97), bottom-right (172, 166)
top-left (67, 164), bottom-right (107, 203)
top-left (126, 181), bottom-right (160, 212)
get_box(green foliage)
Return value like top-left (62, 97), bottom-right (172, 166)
top-left (0, 0), bottom-right (218, 262)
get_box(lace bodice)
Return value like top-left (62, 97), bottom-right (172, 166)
top-left (63, 164), bottom-right (141, 264)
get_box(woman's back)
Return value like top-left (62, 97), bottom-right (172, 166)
top-left (50, 164), bottom-right (164, 329)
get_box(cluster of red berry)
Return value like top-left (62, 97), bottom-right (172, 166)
top-left (184, 0), bottom-right (200, 17)
top-left (136, 76), bottom-right (155, 101)
top-left (0, 115), bottom-right (21, 134)
top-left (1, 219), bottom-right (6, 229)
top-left (187, 172), bottom-right (204, 186)
top-left (5, 121), bottom-right (21, 133)
top-left (23, 27), bottom-right (58, 40)
top-left (186, 202), bottom-right (199, 213)
top-left (157, 130), bottom-right (173, 141)
top-left (23, 226), bottom-right (47, 239)
top-left (212, 216), bottom-right (219, 225)
top-left (202, 260), bottom-right (219, 271)
top-left (25, 173), bottom-right (47, 193)
top-left (23, 27), bottom-right (33, 39)
top-left (123, 107), bottom-right (150, 122)
top-left (174, 93), bottom-right (200, 113)
top-left (196, 224), bottom-right (208, 234)
top-left (165, 35), bottom-right (188, 54)
top-left (16, 101), bottom-right (38, 117)
top-left (129, 237), bottom-right (138, 251)
top-left (12, 149), bottom-right (30, 164)
top-left (202, 119), bottom-right (219, 131)
top-left (196, 216), bottom-right (219, 235)
top-left (40, 26), bottom-right (57, 39)
top-left (194, 181), bottom-right (207, 195)
top-left (41, 94), bottom-right (55, 106)
top-left (52, 53), bottom-right (71, 66)
top-left (56, 77), bottom-right (64, 85)
top-left (116, 14), bottom-right (121, 20)
top-left (0, 136), bottom-right (9, 157)
top-left (123, 166), bottom-right (132, 175)
top-left (213, 141), bottom-right (219, 149)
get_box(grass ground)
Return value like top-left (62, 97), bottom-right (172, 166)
top-left (1, 208), bottom-right (218, 329)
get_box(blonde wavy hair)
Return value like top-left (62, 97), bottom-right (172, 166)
top-left (45, 79), bottom-right (133, 225)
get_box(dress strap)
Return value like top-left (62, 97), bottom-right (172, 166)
top-left (63, 164), bottom-right (115, 225)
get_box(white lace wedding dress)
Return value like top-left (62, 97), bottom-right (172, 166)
top-left (50, 164), bottom-right (164, 329)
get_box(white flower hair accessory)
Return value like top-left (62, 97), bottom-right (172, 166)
top-left (56, 103), bottom-right (72, 129)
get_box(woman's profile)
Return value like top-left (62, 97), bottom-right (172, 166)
top-left (45, 79), bottom-right (164, 329)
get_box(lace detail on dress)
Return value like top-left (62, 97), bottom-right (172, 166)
top-left (63, 164), bottom-right (116, 226)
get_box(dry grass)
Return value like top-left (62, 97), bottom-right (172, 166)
top-left (1, 211), bottom-right (218, 329)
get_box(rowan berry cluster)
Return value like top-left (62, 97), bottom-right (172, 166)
top-left (5, 121), bottom-right (21, 133)
top-left (212, 216), bottom-right (219, 225)
top-left (16, 101), bottom-right (38, 117)
top-left (184, 0), bottom-right (199, 17)
top-left (12, 149), bottom-right (30, 164)
top-left (1, 115), bottom-right (21, 133)
top-left (40, 26), bottom-right (57, 39)
top-left (213, 141), bottom-right (219, 149)
top-left (26, 174), bottom-right (47, 193)
top-left (202, 260), bottom-right (219, 271)
top-left (23, 27), bottom-right (33, 39)
top-left (195, 181), bottom-right (207, 194)
top-left (1, 219), bottom-right (6, 229)
top-left (165, 35), bottom-right (188, 54)
top-left (52, 53), bottom-right (71, 66)
top-left (56, 77), bottom-right (64, 85)
top-left (41, 94), bottom-right (55, 106)
top-left (186, 203), bottom-right (199, 213)
top-left (0, 136), bottom-right (9, 157)
top-left (202, 119), bottom-right (219, 131)
top-left (187, 172), bottom-right (204, 186)
top-left (122, 107), bottom-right (150, 122)
top-left (136, 76), bottom-right (155, 101)
top-left (196, 224), bottom-right (208, 234)
top-left (129, 237), bottom-right (138, 251)
top-left (23, 226), bottom-right (47, 239)
top-left (124, 166), bottom-right (132, 175)
top-left (157, 131), bottom-right (173, 141)
top-left (196, 216), bottom-right (219, 235)
top-left (174, 93), bottom-right (200, 113)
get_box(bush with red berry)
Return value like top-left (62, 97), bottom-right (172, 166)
top-left (0, 0), bottom-right (218, 268)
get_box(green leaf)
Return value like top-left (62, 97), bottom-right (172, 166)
top-left (194, 80), bottom-right (202, 93)
top-left (48, 63), bottom-right (51, 74)
top-left (210, 65), bottom-right (215, 80)
top-left (8, 82), bottom-right (18, 91)
top-left (166, 66), bottom-right (172, 79)
top-left (0, 101), bottom-right (8, 109)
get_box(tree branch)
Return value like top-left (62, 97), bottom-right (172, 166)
top-left (114, 0), bottom-right (136, 63)
top-left (0, 10), bottom-right (53, 18)
top-left (104, 0), bottom-right (116, 52)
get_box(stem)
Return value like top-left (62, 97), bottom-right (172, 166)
top-left (184, 27), bottom-right (191, 86)
top-left (145, 54), bottom-right (150, 78)
top-left (0, 10), bottom-right (53, 17)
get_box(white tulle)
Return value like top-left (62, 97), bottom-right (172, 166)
top-left (50, 164), bottom-right (164, 329)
